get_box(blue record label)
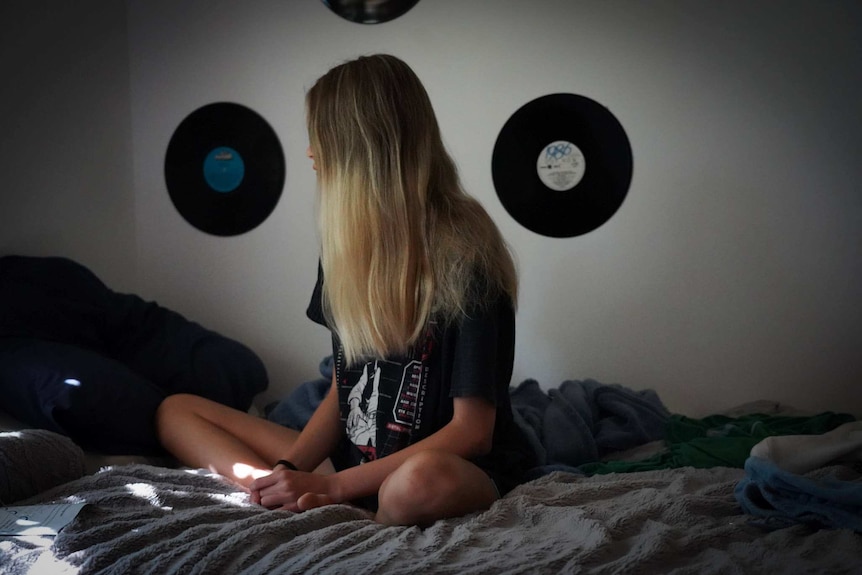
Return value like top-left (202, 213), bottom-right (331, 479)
top-left (165, 102), bottom-right (285, 236)
top-left (203, 146), bottom-right (245, 193)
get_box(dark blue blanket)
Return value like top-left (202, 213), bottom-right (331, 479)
top-left (0, 255), bottom-right (268, 454)
top-left (510, 378), bottom-right (670, 475)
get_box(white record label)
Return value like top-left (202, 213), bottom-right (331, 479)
top-left (536, 140), bottom-right (586, 191)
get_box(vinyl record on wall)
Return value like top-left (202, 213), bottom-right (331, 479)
top-left (491, 93), bottom-right (633, 238)
top-left (322, 0), bottom-right (420, 24)
top-left (164, 102), bottom-right (285, 237)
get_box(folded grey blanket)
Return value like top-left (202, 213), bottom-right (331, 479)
top-left (0, 428), bottom-right (86, 504)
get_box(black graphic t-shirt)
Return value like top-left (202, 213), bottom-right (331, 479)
top-left (306, 265), bottom-right (536, 494)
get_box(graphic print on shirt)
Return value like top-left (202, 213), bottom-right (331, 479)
top-left (345, 361), bottom-right (381, 461)
top-left (393, 360), bottom-right (420, 426)
top-left (338, 326), bottom-right (436, 464)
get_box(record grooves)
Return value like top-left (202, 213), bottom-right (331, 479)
top-left (492, 93), bottom-right (633, 238)
top-left (164, 102), bottom-right (285, 236)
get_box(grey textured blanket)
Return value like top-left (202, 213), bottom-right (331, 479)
top-left (2, 464), bottom-right (860, 574)
top-left (1, 429), bottom-right (85, 504)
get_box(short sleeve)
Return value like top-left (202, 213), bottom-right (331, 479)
top-left (447, 293), bottom-right (515, 406)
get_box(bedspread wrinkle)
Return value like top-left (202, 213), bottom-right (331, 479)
top-left (509, 378), bottom-right (670, 472)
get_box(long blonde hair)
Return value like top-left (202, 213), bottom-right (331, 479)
top-left (306, 54), bottom-right (517, 365)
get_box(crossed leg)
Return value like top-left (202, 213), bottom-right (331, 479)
top-left (374, 449), bottom-right (499, 526)
top-left (155, 393), bottom-right (332, 488)
top-left (156, 394), bottom-right (498, 525)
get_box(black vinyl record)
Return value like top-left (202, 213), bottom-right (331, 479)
top-left (164, 102), bottom-right (285, 236)
top-left (322, 0), bottom-right (420, 24)
top-left (491, 93), bottom-right (633, 238)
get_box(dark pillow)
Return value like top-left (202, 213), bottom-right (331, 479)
top-left (0, 256), bottom-right (268, 455)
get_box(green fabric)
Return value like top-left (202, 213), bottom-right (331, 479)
top-left (580, 412), bottom-right (856, 476)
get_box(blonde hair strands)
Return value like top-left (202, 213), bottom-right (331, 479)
top-left (307, 54), bottom-right (517, 365)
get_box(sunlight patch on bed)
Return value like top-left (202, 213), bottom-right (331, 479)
top-left (1, 537), bottom-right (52, 551)
top-left (124, 483), bottom-right (172, 510)
top-left (182, 467), bottom-right (222, 479)
top-left (1, 538), bottom-right (80, 572)
top-left (206, 491), bottom-right (250, 506)
top-left (28, 547), bottom-right (79, 573)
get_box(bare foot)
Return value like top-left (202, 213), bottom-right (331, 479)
top-left (297, 492), bottom-right (333, 511)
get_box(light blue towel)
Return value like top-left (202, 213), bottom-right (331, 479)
top-left (735, 456), bottom-right (862, 532)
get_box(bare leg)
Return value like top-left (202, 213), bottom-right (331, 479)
top-left (156, 393), bottom-right (327, 488)
top-left (374, 450), bottom-right (498, 526)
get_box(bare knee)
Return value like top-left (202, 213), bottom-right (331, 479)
top-left (376, 450), bottom-right (494, 527)
top-left (155, 393), bottom-right (199, 442)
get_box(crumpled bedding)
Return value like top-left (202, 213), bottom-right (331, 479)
top-left (735, 456), bottom-right (862, 532)
top-left (508, 378), bottom-right (670, 470)
top-left (734, 421), bottom-right (862, 532)
top-left (3, 462), bottom-right (861, 574)
top-left (4, 391), bottom-right (860, 573)
top-left (579, 411), bottom-right (857, 476)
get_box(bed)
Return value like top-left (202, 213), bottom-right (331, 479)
top-left (2, 256), bottom-right (861, 573)
top-left (3, 403), bottom-right (861, 574)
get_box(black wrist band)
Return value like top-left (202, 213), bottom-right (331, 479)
top-left (275, 459), bottom-right (299, 471)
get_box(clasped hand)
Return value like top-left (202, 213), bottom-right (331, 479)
top-left (249, 467), bottom-right (334, 512)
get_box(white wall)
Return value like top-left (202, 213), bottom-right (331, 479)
top-left (0, 1), bottom-right (137, 291)
top-left (6, 1), bottom-right (860, 417)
